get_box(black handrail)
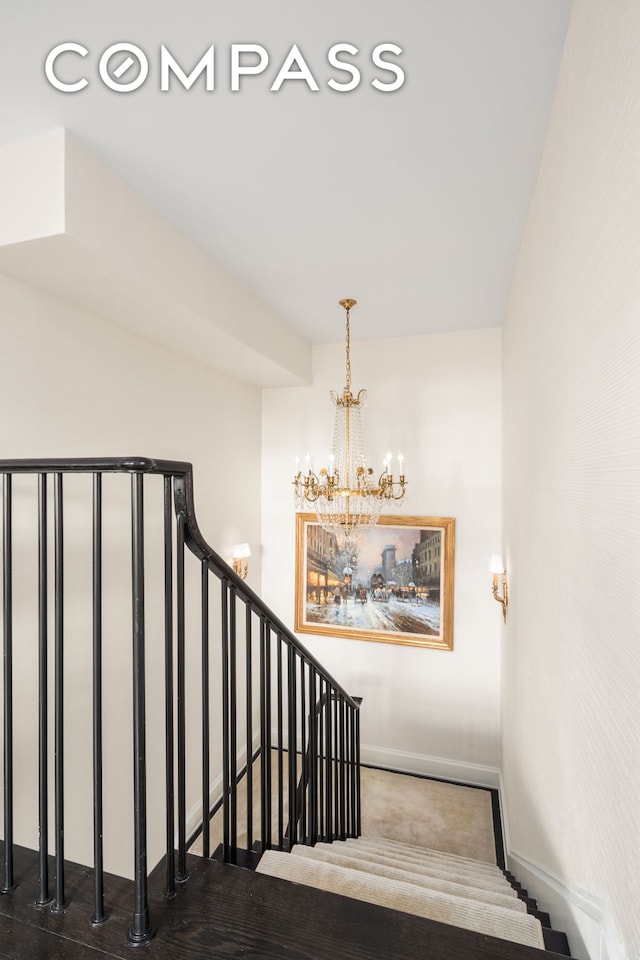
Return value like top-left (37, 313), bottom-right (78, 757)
top-left (0, 457), bottom-right (361, 945)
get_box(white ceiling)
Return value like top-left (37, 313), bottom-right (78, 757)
top-left (0, 0), bottom-right (572, 345)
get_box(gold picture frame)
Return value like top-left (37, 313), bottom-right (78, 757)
top-left (295, 514), bottom-right (455, 649)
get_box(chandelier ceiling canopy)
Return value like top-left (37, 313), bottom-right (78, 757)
top-left (293, 298), bottom-right (407, 543)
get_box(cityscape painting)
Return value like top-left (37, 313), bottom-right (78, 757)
top-left (295, 514), bottom-right (455, 649)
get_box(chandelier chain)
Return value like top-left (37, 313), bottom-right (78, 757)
top-left (345, 304), bottom-right (351, 392)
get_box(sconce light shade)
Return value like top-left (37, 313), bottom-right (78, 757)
top-left (489, 554), bottom-right (504, 575)
top-left (232, 543), bottom-right (251, 579)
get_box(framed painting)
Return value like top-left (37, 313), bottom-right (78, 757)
top-left (295, 514), bottom-right (455, 650)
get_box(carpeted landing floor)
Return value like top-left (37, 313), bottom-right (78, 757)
top-left (359, 766), bottom-right (497, 864)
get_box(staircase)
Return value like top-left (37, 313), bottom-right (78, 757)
top-left (0, 456), bottom-right (571, 960)
top-left (257, 834), bottom-right (571, 956)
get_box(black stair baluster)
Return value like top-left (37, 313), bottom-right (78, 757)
top-left (1, 474), bottom-right (14, 895)
top-left (245, 604), bottom-right (253, 852)
top-left (352, 705), bottom-right (357, 834)
top-left (259, 618), bottom-right (272, 850)
top-left (339, 695), bottom-right (346, 840)
top-left (52, 473), bottom-right (66, 913)
top-left (128, 472), bottom-right (151, 945)
top-left (265, 624), bottom-right (272, 850)
top-left (176, 513), bottom-right (188, 882)
top-left (308, 666), bottom-right (318, 844)
top-left (36, 473), bottom-right (50, 906)
top-left (259, 618), bottom-right (266, 850)
top-left (163, 477), bottom-right (176, 897)
top-left (277, 633), bottom-right (284, 848)
top-left (229, 585), bottom-right (238, 861)
top-left (318, 678), bottom-right (325, 840)
top-left (325, 683), bottom-right (333, 841)
top-left (91, 473), bottom-right (106, 924)
top-left (345, 703), bottom-right (352, 836)
top-left (287, 645), bottom-right (297, 848)
top-left (300, 659), bottom-right (307, 843)
top-left (201, 559), bottom-right (210, 859)
top-left (354, 697), bottom-right (362, 836)
top-left (221, 579), bottom-right (230, 862)
top-left (333, 693), bottom-right (340, 839)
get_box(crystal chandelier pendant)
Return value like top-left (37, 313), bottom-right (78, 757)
top-left (293, 299), bottom-right (407, 543)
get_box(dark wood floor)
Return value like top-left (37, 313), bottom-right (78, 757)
top-left (0, 842), bottom-right (569, 960)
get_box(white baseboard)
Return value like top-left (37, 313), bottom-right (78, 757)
top-left (499, 778), bottom-right (628, 960)
top-left (361, 743), bottom-right (501, 788)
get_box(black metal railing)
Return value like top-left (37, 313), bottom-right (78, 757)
top-left (293, 689), bottom-right (362, 848)
top-left (0, 457), bottom-right (361, 944)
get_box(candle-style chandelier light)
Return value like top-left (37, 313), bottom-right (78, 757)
top-left (293, 298), bottom-right (407, 541)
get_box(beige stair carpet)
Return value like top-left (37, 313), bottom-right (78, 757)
top-left (326, 841), bottom-right (513, 895)
top-left (343, 837), bottom-right (508, 882)
top-left (352, 835), bottom-right (506, 877)
top-left (257, 850), bottom-right (545, 950)
top-left (290, 844), bottom-right (526, 913)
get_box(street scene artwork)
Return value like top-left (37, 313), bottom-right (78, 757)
top-left (295, 514), bottom-right (455, 649)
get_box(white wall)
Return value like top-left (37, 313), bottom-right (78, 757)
top-left (262, 327), bottom-right (503, 784)
top-left (0, 271), bottom-right (263, 879)
top-left (501, 3), bottom-right (640, 959)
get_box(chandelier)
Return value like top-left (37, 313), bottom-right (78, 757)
top-left (293, 298), bottom-right (407, 541)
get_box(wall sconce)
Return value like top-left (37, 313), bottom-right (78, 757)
top-left (489, 554), bottom-right (509, 623)
top-left (232, 543), bottom-right (251, 580)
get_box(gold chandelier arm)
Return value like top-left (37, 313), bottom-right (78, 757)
top-left (377, 467), bottom-right (408, 501)
top-left (293, 470), bottom-right (321, 503)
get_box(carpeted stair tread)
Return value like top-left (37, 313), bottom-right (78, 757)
top-left (257, 850), bottom-right (545, 949)
top-left (353, 835), bottom-right (504, 877)
top-left (356, 834), bottom-right (502, 871)
top-left (346, 838), bottom-right (507, 882)
top-left (290, 845), bottom-right (527, 914)
top-left (329, 841), bottom-right (515, 895)
top-left (326, 840), bottom-right (514, 891)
